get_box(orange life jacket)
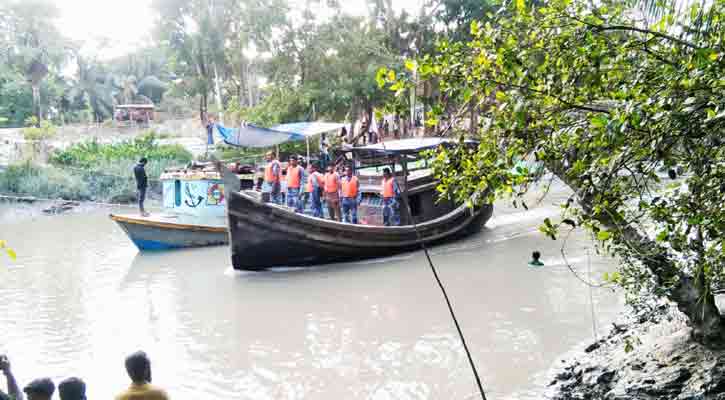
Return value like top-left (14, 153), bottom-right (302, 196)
top-left (306, 172), bottom-right (323, 193)
top-left (264, 160), bottom-right (280, 183)
top-left (324, 172), bottom-right (339, 193)
top-left (382, 177), bottom-right (396, 198)
top-left (286, 165), bottom-right (301, 189)
top-left (341, 176), bottom-right (359, 198)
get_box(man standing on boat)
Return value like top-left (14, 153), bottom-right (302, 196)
top-left (134, 157), bottom-right (150, 217)
top-left (286, 156), bottom-right (304, 212)
top-left (324, 165), bottom-right (341, 221)
top-left (262, 151), bottom-right (281, 204)
top-left (341, 165), bottom-right (360, 224)
top-left (381, 167), bottom-right (400, 226)
top-left (306, 163), bottom-right (324, 217)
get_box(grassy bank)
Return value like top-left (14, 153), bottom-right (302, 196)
top-left (0, 132), bottom-right (192, 203)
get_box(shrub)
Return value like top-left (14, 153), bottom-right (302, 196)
top-left (50, 131), bottom-right (192, 168)
top-left (22, 117), bottom-right (57, 141)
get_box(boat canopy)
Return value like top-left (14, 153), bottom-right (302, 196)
top-left (215, 121), bottom-right (348, 148)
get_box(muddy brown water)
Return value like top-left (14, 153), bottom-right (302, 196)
top-left (0, 183), bottom-right (623, 399)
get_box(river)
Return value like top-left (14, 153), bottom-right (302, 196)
top-left (0, 182), bottom-right (623, 399)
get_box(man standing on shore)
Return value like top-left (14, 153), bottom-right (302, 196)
top-left (134, 158), bottom-right (149, 217)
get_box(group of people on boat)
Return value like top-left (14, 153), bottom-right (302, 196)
top-left (261, 151), bottom-right (401, 226)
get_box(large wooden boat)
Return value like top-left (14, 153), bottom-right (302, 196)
top-left (227, 138), bottom-right (493, 270)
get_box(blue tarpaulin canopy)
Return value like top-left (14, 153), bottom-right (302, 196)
top-left (215, 121), bottom-right (348, 148)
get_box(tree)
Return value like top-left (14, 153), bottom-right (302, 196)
top-left (152, 0), bottom-right (233, 123)
top-left (1, 0), bottom-right (69, 123)
top-left (382, 0), bottom-right (725, 346)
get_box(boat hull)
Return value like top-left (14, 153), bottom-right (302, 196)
top-left (227, 191), bottom-right (493, 270)
top-left (110, 214), bottom-right (229, 250)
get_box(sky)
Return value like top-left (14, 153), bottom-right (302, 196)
top-left (52, 0), bottom-right (426, 59)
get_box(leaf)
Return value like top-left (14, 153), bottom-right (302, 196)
top-left (591, 115), bottom-right (607, 129)
top-left (597, 230), bottom-right (612, 241)
top-left (5, 249), bottom-right (16, 261)
top-left (562, 218), bottom-right (577, 228)
top-left (404, 60), bottom-right (416, 72)
top-left (387, 70), bottom-right (396, 82)
top-left (516, 0), bottom-right (526, 13)
top-left (0, 240), bottom-right (5, 249)
top-left (496, 91), bottom-right (507, 102)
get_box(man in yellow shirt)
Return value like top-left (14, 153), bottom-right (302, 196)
top-left (115, 351), bottom-right (169, 400)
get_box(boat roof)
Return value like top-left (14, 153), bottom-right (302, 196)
top-left (351, 138), bottom-right (475, 156)
top-left (116, 104), bottom-right (155, 109)
top-left (219, 121), bottom-right (349, 148)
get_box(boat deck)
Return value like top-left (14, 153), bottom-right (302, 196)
top-left (110, 212), bottom-right (227, 231)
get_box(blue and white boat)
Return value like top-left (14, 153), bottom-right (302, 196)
top-left (110, 162), bottom-right (241, 250)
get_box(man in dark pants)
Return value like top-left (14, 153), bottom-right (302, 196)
top-left (134, 158), bottom-right (149, 217)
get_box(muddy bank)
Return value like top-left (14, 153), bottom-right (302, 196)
top-left (548, 303), bottom-right (725, 399)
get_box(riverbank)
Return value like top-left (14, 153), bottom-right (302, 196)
top-left (0, 133), bottom-right (192, 203)
top-left (548, 302), bottom-right (725, 399)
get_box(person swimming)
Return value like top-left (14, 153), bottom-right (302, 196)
top-left (528, 251), bottom-right (544, 266)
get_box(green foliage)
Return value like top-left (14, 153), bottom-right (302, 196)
top-left (0, 240), bottom-right (17, 262)
top-left (50, 131), bottom-right (192, 169)
top-left (386, 0), bottom-right (725, 342)
top-left (21, 116), bottom-right (56, 140)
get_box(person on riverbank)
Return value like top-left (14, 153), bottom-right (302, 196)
top-left (22, 378), bottom-right (54, 400)
top-left (134, 158), bottom-right (150, 217)
top-left (324, 165), bottom-right (341, 221)
top-left (306, 164), bottom-right (324, 217)
top-left (58, 378), bottom-right (85, 400)
top-left (262, 151), bottom-right (281, 204)
top-left (205, 114), bottom-right (215, 155)
top-left (341, 166), bottom-right (360, 224)
top-left (0, 355), bottom-right (22, 400)
top-left (381, 168), bottom-right (400, 226)
top-left (285, 156), bottom-right (304, 212)
top-left (319, 133), bottom-right (330, 171)
top-left (116, 351), bottom-right (168, 400)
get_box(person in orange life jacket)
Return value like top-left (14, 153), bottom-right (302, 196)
top-left (341, 165), bottom-right (361, 224)
top-left (305, 163), bottom-right (324, 217)
top-left (262, 151), bottom-right (281, 204)
top-left (381, 167), bottom-right (401, 226)
top-left (323, 165), bottom-right (342, 221)
top-left (285, 156), bottom-right (304, 212)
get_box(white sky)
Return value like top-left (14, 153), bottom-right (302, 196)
top-left (52, 0), bottom-right (426, 59)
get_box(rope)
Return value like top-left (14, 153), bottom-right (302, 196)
top-left (398, 195), bottom-right (488, 400)
top-left (382, 141), bottom-right (487, 399)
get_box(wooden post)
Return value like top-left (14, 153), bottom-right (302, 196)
top-left (306, 136), bottom-right (310, 166)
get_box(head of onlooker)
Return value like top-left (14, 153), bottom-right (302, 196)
top-left (326, 165), bottom-right (334, 175)
top-left (125, 351), bottom-right (152, 385)
top-left (138, 157), bottom-right (148, 166)
top-left (118, 351), bottom-right (169, 400)
top-left (289, 156), bottom-right (298, 167)
top-left (23, 378), bottom-right (55, 400)
top-left (58, 377), bottom-right (86, 400)
top-left (345, 165), bottom-right (353, 177)
top-left (383, 167), bottom-right (391, 179)
top-left (265, 151), bottom-right (275, 162)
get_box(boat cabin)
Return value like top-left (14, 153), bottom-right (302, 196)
top-left (159, 162), bottom-right (242, 219)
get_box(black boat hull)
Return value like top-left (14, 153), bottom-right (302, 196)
top-left (227, 191), bottom-right (493, 270)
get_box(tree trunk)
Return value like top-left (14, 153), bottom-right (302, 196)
top-left (549, 161), bottom-right (725, 347)
top-left (32, 84), bottom-right (41, 125)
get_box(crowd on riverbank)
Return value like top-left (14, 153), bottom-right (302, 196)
top-left (0, 352), bottom-right (168, 400)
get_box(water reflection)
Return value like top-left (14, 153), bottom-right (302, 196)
top-left (0, 186), bottom-right (623, 399)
